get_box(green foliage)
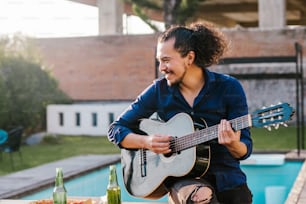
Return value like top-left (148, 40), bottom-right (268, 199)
top-left (0, 74), bottom-right (9, 127)
top-left (124, 0), bottom-right (161, 10)
top-left (176, 0), bottom-right (200, 25)
top-left (0, 34), bottom-right (42, 63)
top-left (122, 0), bottom-right (163, 31)
top-left (122, 0), bottom-right (205, 30)
top-left (123, 0), bottom-right (163, 32)
top-left (132, 4), bottom-right (160, 31)
top-left (0, 34), bottom-right (71, 133)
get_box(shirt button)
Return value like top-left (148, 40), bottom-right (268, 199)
top-left (190, 111), bottom-right (194, 115)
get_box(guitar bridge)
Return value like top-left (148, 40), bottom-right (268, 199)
top-left (140, 149), bottom-right (147, 177)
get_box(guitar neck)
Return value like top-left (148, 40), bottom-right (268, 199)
top-left (172, 114), bottom-right (251, 152)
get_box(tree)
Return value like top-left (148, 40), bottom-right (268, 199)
top-left (0, 34), bottom-right (71, 133)
top-left (0, 33), bottom-right (42, 64)
top-left (123, 0), bottom-right (204, 30)
top-left (0, 74), bottom-right (9, 128)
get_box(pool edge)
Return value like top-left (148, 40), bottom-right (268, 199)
top-left (285, 151), bottom-right (306, 204)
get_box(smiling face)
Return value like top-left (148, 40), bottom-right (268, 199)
top-left (156, 38), bottom-right (189, 86)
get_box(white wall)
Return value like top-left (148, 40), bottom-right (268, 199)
top-left (47, 102), bottom-right (131, 136)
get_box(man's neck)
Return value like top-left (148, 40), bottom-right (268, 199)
top-left (179, 66), bottom-right (205, 107)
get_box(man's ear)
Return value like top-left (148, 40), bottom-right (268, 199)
top-left (187, 51), bottom-right (195, 65)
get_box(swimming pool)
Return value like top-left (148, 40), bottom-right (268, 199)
top-left (22, 154), bottom-right (303, 204)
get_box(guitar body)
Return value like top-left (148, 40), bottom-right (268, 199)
top-left (121, 113), bottom-right (210, 199)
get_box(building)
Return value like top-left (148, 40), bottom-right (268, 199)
top-left (38, 0), bottom-right (306, 136)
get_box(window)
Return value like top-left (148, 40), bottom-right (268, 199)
top-left (108, 112), bottom-right (114, 125)
top-left (59, 112), bottom-right (64, 126)
top-left (92, 112), bottom-right (98, 127)
top-left (76, 112), bottom-right (81, 126)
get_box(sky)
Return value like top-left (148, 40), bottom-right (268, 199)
top-left (0, 0), bottom-right (156, 38)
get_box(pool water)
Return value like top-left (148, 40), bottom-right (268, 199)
top-left (22, 163), bottom-right (163, 203)
top-left (242, 161), bottom-right (302, 204)
top-left (22, 157), bottom-right (303, 204)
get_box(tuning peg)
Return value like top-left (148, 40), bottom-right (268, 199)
top-left (264, 125), bottom-right (272, 131)
top-left (282, 123), bottom-right (288, 127)
top-left (274, 124), bottom-right (279, 129)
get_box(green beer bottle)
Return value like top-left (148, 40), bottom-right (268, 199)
top-left (53, 167), bottom-right (67, 204)
top-left (107, 165), bottom-right (121, 204)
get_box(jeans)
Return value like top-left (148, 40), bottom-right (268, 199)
top-left (167, 178), bottom-right (252, 204)
top-left (216, 184), bottom-right (253, 204)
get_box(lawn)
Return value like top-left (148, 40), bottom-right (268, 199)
top-left (0, 135), bottom-right (120, 176)
top-left (251, 126), bottom-right (299, 150)
top-left (0, 126), bottom-right (302, 176)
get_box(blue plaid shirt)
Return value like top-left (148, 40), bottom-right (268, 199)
top-left (108, 69), bottom-right (252, 192)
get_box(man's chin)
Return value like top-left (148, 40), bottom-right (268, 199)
top-left (166, 79), bottom-right (179, 86)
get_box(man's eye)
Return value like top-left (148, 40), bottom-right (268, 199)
top-left (155, 60), bottom-right (160, 66)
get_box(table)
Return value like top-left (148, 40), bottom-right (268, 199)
top-left (0, 200), bottom-right (165, 204)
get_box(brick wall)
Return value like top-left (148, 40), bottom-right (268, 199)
top-left (36, 27), bottom-right (306, 104)
top-left (36, 34), bottom-right (158, 101)
top-left (223, 27), bottom-right (305, 57)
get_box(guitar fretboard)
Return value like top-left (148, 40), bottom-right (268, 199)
top-left (171, 114), bottom-right (251, 153)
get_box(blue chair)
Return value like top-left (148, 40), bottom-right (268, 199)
top-left (0, 129), bottom-right (8, 160)
top-left (0, 126), bottom-right (24, 169)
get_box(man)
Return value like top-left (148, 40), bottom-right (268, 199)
top-left (108, 22), bottom-right (253, 204)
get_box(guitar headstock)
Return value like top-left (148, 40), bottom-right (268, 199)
top-left (251, 103), bottom-right (295, 130)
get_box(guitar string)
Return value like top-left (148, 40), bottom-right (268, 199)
top-left (136, 107), bottom-right (288, 164)
top-left (170, 115), bottom-right (250, 153)
top-left (136, 115), bottom-right (250, 161)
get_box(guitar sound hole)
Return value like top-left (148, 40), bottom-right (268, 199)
top-left (164, 150), bottom-right (180, 158)
top-left (164, 152), bottom-right (173, 157)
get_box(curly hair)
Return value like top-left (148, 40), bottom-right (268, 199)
top-left (158, 22), bottom-right (228, 69)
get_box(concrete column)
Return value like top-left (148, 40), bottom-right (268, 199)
top-left (258, 0), bottom-right (286, 29)
top-left (97, 0), bottom-right (123, 35)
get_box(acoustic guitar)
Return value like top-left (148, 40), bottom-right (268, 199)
top-left (121, 103), bottom-right (294, 199)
